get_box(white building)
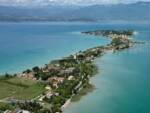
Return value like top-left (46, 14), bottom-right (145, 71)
top-left (16, 110), bottom-right (30, 113)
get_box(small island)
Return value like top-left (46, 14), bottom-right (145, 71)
top-left (0, 30), bottom-right (136, 113)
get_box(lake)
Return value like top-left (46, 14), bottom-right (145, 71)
top-left (63, 22), bottom-right (150, 113)
top-left (0, 22), bottom-right (109, 74)
top-left (0, 22), bottom-right (150, 113)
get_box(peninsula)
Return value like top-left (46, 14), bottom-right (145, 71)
top-left (0, 30), bottom-right (136, 113)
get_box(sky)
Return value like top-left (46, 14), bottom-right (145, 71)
top-left (0, 0), bottom-right (150, 6)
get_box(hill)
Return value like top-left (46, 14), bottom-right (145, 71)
top-left (0, 2), bottom-right (150, 22)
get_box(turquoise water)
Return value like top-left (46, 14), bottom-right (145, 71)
top-left (63, 23), bottom-right (150, 113)
top-left (1, 22), bottom-right (150, 113)
top-left (0, 22), bottom-right (109, 74)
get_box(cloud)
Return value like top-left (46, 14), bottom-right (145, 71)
top-left (0, 0), bottom-right (150, 6)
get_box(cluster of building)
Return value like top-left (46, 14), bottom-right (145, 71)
top-left (2, 30), bottom-right (135, 113)
top-left (4, 110), bottom-right (30, 113)
top-left (18, 72), bottom-right (36, 80)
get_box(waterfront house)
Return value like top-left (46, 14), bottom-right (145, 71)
top-left (74, 81), bottom-right (82, 91)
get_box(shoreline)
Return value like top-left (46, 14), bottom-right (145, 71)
top-left (71, 83), bottom-right (95, 102)
top-left (0, 29), bottom-right (138, 113)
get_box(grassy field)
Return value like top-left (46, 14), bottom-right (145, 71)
top-left (0, 77), bottom-right (45, 100)
top-left (0, 102), bottom-right (15, 111)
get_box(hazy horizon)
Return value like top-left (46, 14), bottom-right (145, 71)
top-left (0, 0), bottom-right (150, 7)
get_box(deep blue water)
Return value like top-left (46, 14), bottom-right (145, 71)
top-left (0, 22), bottom-right (150, 113)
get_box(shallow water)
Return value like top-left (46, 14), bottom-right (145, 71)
top-left (63, 23), bottom-right (150, 113)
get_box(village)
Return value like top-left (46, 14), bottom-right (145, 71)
top-left (0, 30), bottom-right (135, 113)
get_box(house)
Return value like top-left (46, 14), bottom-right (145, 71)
top-left (74, 81), bottom-right (82, 91)
top-left (9, 109), bottom-right (30, 113)
top-left (16, 110), bottom-right (30, 113)
top-left (39, 96), bottom-right (45, 101)
top-left (45, 91), bottom-right (54, 98)
top-left (53, 81), bottom-right (59, 88)
top-left (49, 77), bottom-right (64, 82)
top-left (68, 76), bottom-right (74, 80)
top-left (49, 77), bottom-right (65, 88)
top-left (20, 72), bottom-right (36, 80)
top-left (42, 64), bottom-right (60, 73)
top-left (4, 110), bottom-right (12, 113)
top-left (47, 65), bottom-right (60, 71)
top-left (60, 67), bottom-right (75, 75)
top-left (45, 85), bottom-right (52, 90)
top-left (73, 54), bottom-right (77, 59)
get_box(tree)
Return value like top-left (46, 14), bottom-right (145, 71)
top-left (18, 101), bottom-right (42, 112)
top-left (32, 66), bottom-right (40, 72)
top-left (4, 73), bottom-right (12, 78)
top-left (111, 38), bottom-right (122, 46)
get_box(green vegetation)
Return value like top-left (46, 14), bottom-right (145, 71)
top-left (0, 30), bottom-right (135, 113)
top-left (82, 30), bottom-right (134, 37)
top-left (71, 84), bottom-right (95, 102)
top-left (111, 38), bottom-right (123, 46)
top-left (17, 101), bottom-right (43, 113)
top-left (0, 77), bottom-right (45, 100)
top-left (0, 102), bottom-right (16, 111)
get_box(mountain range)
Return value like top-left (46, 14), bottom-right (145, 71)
top-left (0, 2), bottom-right (150, 22)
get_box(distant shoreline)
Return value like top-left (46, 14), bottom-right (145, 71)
top-left (0, 20), bottom-right (150, 24)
